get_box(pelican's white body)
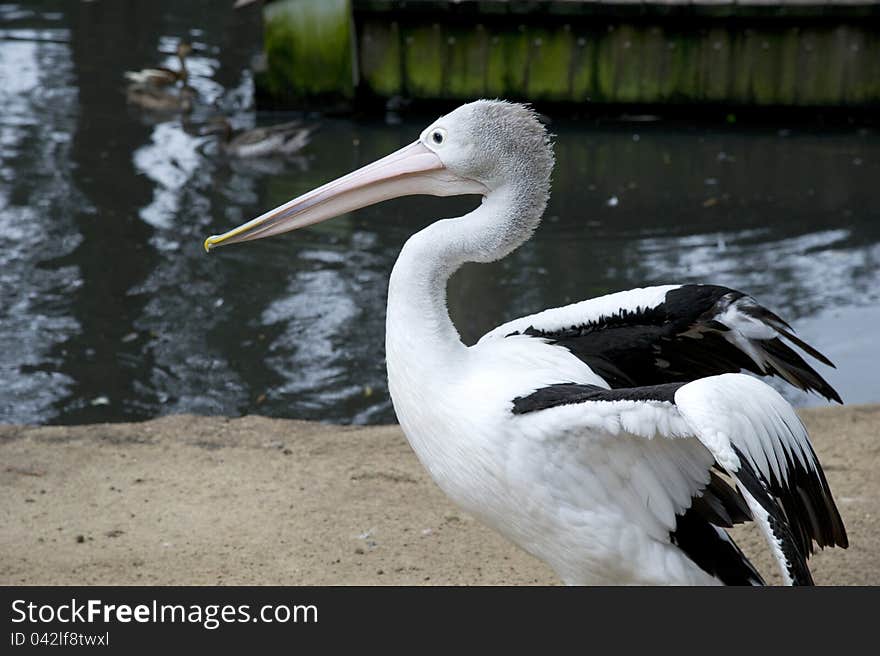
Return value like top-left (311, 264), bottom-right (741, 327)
top-left (387, 223), bottom-right (720, 585)
top-left (388, 340), bottom-right (721, 584)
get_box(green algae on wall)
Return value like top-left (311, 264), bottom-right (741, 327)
top-left (356, 18), bottom-right (880, 107)
top-left (360, 20), bottom-right (401, 97)
top-left (257, 0), bottom-right (880, 108)
top-left (402, 24), bottom-right (445, 97)
top-left (259, 0), bottom-right (355, 106)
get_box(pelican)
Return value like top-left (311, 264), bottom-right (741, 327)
top-left (204, 100), bottom-right (847, 585)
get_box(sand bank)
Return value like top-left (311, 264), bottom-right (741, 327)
top-left (1, 406), bottom-right (877, 585)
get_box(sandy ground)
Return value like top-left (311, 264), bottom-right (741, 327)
top-left (1, 406), bottom-right (877, 586)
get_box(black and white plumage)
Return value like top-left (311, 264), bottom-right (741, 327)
top-left (511, 372), bottom-right (845, 584)
top-left (205, 100), bottom-right (848, 585)
top-left (490, 284), bottom-right (840, 402)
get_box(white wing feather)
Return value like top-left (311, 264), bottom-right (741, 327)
top-left (514, 372), bottom-right (838, 584)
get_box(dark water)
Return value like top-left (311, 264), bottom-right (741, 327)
top-left (1, 1), bottom-right (878, 426)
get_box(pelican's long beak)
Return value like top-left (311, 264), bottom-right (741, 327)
top-left (204, 141), bottom-right (487, 252)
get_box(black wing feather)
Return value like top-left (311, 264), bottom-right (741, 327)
top-left (509, 284), bottom-right (841, 403)
top-left (671, 506), bottom-right (765, 586)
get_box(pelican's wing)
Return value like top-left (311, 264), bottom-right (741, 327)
top-left (512, 373), bottom-right (847, 585)
top-left (481, 284), bottom-right (840, 402)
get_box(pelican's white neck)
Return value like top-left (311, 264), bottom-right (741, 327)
top-left (386, 182), bottom-right (548, 370)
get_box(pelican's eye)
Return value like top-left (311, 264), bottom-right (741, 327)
top-left (430, 128), bottom-right (447, 146)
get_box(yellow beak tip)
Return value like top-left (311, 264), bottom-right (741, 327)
top-left (203, 236), bottom-right (218, 253)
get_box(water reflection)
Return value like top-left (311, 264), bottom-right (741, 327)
top-left (0, 1), bottom-right (877, 427)
top-left (0, 8), bottom-right (81, 423)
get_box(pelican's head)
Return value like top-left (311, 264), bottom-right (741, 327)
top-left (417, 100), bottom-right (553, 193)
top-left (204, 99), bottom-right (553, 252)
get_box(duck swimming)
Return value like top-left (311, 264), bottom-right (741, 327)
top-left (202, 117), bottom-right (316, 158)
top-left (124, 42), bottom-right (192, 88)
top-left (126, 83), bottom-right (197, 114)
